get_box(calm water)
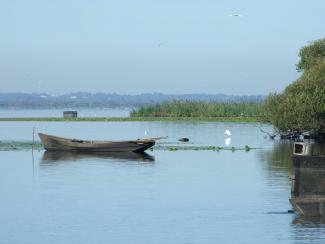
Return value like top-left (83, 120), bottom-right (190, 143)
top-left (1, 121), bottom-right (325, 244)
top-left (0, 108), bottom-right (130, 118)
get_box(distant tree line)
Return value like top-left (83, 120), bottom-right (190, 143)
top-left (130, 101), bottom-right (262, 118)
top-left (0, 93), bottom-right (265, 109)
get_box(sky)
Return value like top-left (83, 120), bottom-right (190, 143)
top-left (0, 0), bottom-right (324, 95)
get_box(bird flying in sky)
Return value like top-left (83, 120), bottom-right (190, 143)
top-left (228, 13), bottom-right (244, 17)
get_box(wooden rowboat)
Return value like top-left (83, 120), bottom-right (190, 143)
top-left (38, 133), bottom-right (164, 152)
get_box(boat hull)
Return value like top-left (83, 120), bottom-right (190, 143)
top-left (38, 133), bottom-right (155, 153)
top-left (41, 151), bottom-right (155, 162)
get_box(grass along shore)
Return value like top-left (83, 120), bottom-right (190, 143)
top-left (0, 116), bottom-right (263, 122)
top-left (130, 101), bottom-right (262, 118)
top-left (0, 101), bottom-right (265, 122)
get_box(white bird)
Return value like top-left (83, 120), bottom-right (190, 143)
top-left (225, 129), bottom-right (231, 137)
top-left (229, 13), bottom-right (244, 17)
top-left (144, 130), bottom-right (148, 136)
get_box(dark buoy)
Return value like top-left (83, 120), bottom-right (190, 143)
top-left (179, 138), bottom-right (189, 142)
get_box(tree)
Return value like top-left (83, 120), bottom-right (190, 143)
top-left (264, 39), bottom-right (325, 135)
top-left (297, 38), bottom-right (325, 71)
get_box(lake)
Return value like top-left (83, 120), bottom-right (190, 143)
top-left (0, 108), bottom-right (131, 118)
top-left (1, 121), bottom-right (325, 244)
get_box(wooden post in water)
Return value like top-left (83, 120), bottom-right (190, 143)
top-left (32, 127), bottom-right (35, 176)
top-left (32, 127), bottom-right (35, 150)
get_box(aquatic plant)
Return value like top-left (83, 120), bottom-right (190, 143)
top-left (0, 140), bottom-right (258, 152)
top-left (130, 101), bottom-right (263, 118)
top-left (245, 145), bottom-right (251, 152)
top-left (0, 141), bottom-right (42, 151)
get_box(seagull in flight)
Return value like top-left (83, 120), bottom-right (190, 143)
top-left (229, 13), bottom-right (244, 17)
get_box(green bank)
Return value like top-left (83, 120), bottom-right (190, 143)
top-left (0, 116), bottom-right (263, 122)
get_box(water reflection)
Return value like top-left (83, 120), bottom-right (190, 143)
top-left (290, 154), bottom-right (325, 219)
top-left (259, 141), bottom-right (325, 242)
top-left (224, 137), bottom-right (231, 146)
top-left (260, 141), bottom-right (325, 171)
top-left (259, 141), bottom-right (294, 173)
top-left (40, 150), bottom-right (155, 164)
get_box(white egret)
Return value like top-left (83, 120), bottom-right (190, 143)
top-left (225, 129), bottom-right (231, 137)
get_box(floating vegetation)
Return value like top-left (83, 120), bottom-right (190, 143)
top-left (0, 141), bottom-right (43, 151)
top-left (153, 144), bottom-right (260, 152)
top-left (168, 147), bottom-right (178, 151)
top-left (0, 140), bottom-right (260, 152)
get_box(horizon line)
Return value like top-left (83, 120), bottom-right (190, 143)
top-left (0, 92), bottom-right (267, 96)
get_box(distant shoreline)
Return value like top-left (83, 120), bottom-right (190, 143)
top-left (0, 116), bottom-right (263, 122)
top-left (0, 92), bottom-right (265, 109)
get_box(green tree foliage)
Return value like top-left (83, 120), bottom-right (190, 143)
top-left (131, 101), bottom-right (262, 118)
top-left (264, 39), bottom-right (325, 134)
top-left (297, 39), bottom-right (325, 71)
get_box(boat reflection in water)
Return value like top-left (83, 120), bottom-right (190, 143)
top-left (40, 150), bottom-right (155, 164)
top-left (290, 143), bottom-right (325, 220)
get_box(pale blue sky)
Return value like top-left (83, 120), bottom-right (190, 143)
top-left (0, 0), bottom-right (324, 94)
